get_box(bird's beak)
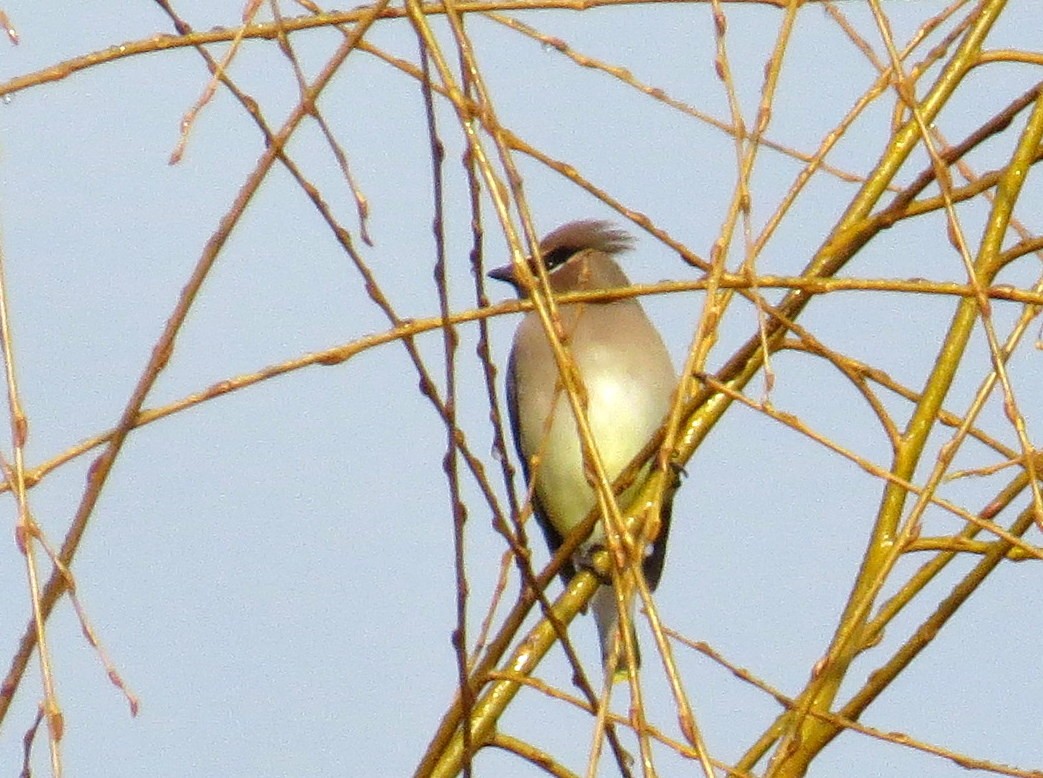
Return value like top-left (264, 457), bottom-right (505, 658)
top-left (487, 263), bottom-right (518, 285)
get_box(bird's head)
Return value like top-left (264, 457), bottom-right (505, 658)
top-left (488, 220), bottom-right (634, 295)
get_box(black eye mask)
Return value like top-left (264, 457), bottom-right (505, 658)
top-left (542, 245), bottom-right (579, 271)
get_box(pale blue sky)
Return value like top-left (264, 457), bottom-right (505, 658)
top-left (1, 2), bottom-right (1042, 776)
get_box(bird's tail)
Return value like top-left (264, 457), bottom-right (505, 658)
top-left (591, 584), bottom-right (640, 682)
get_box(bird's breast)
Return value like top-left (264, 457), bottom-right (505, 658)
top-left (513, 302), bottom-right (675, 539)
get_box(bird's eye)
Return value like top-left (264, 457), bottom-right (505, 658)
top-left (542, 245), bottom-right (577, 271)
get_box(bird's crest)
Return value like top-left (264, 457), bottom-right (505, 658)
top-left (538, 220), bottom-right (634, 270)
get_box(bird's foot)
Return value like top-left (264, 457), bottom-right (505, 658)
top-left (575, 545), bottom-right (614, 586)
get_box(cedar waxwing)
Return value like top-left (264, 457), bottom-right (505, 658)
top-left (489, 220), bottom-right (677, 680)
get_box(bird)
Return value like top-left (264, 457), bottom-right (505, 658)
top-left (489, 219), bottom-right (677, 680)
